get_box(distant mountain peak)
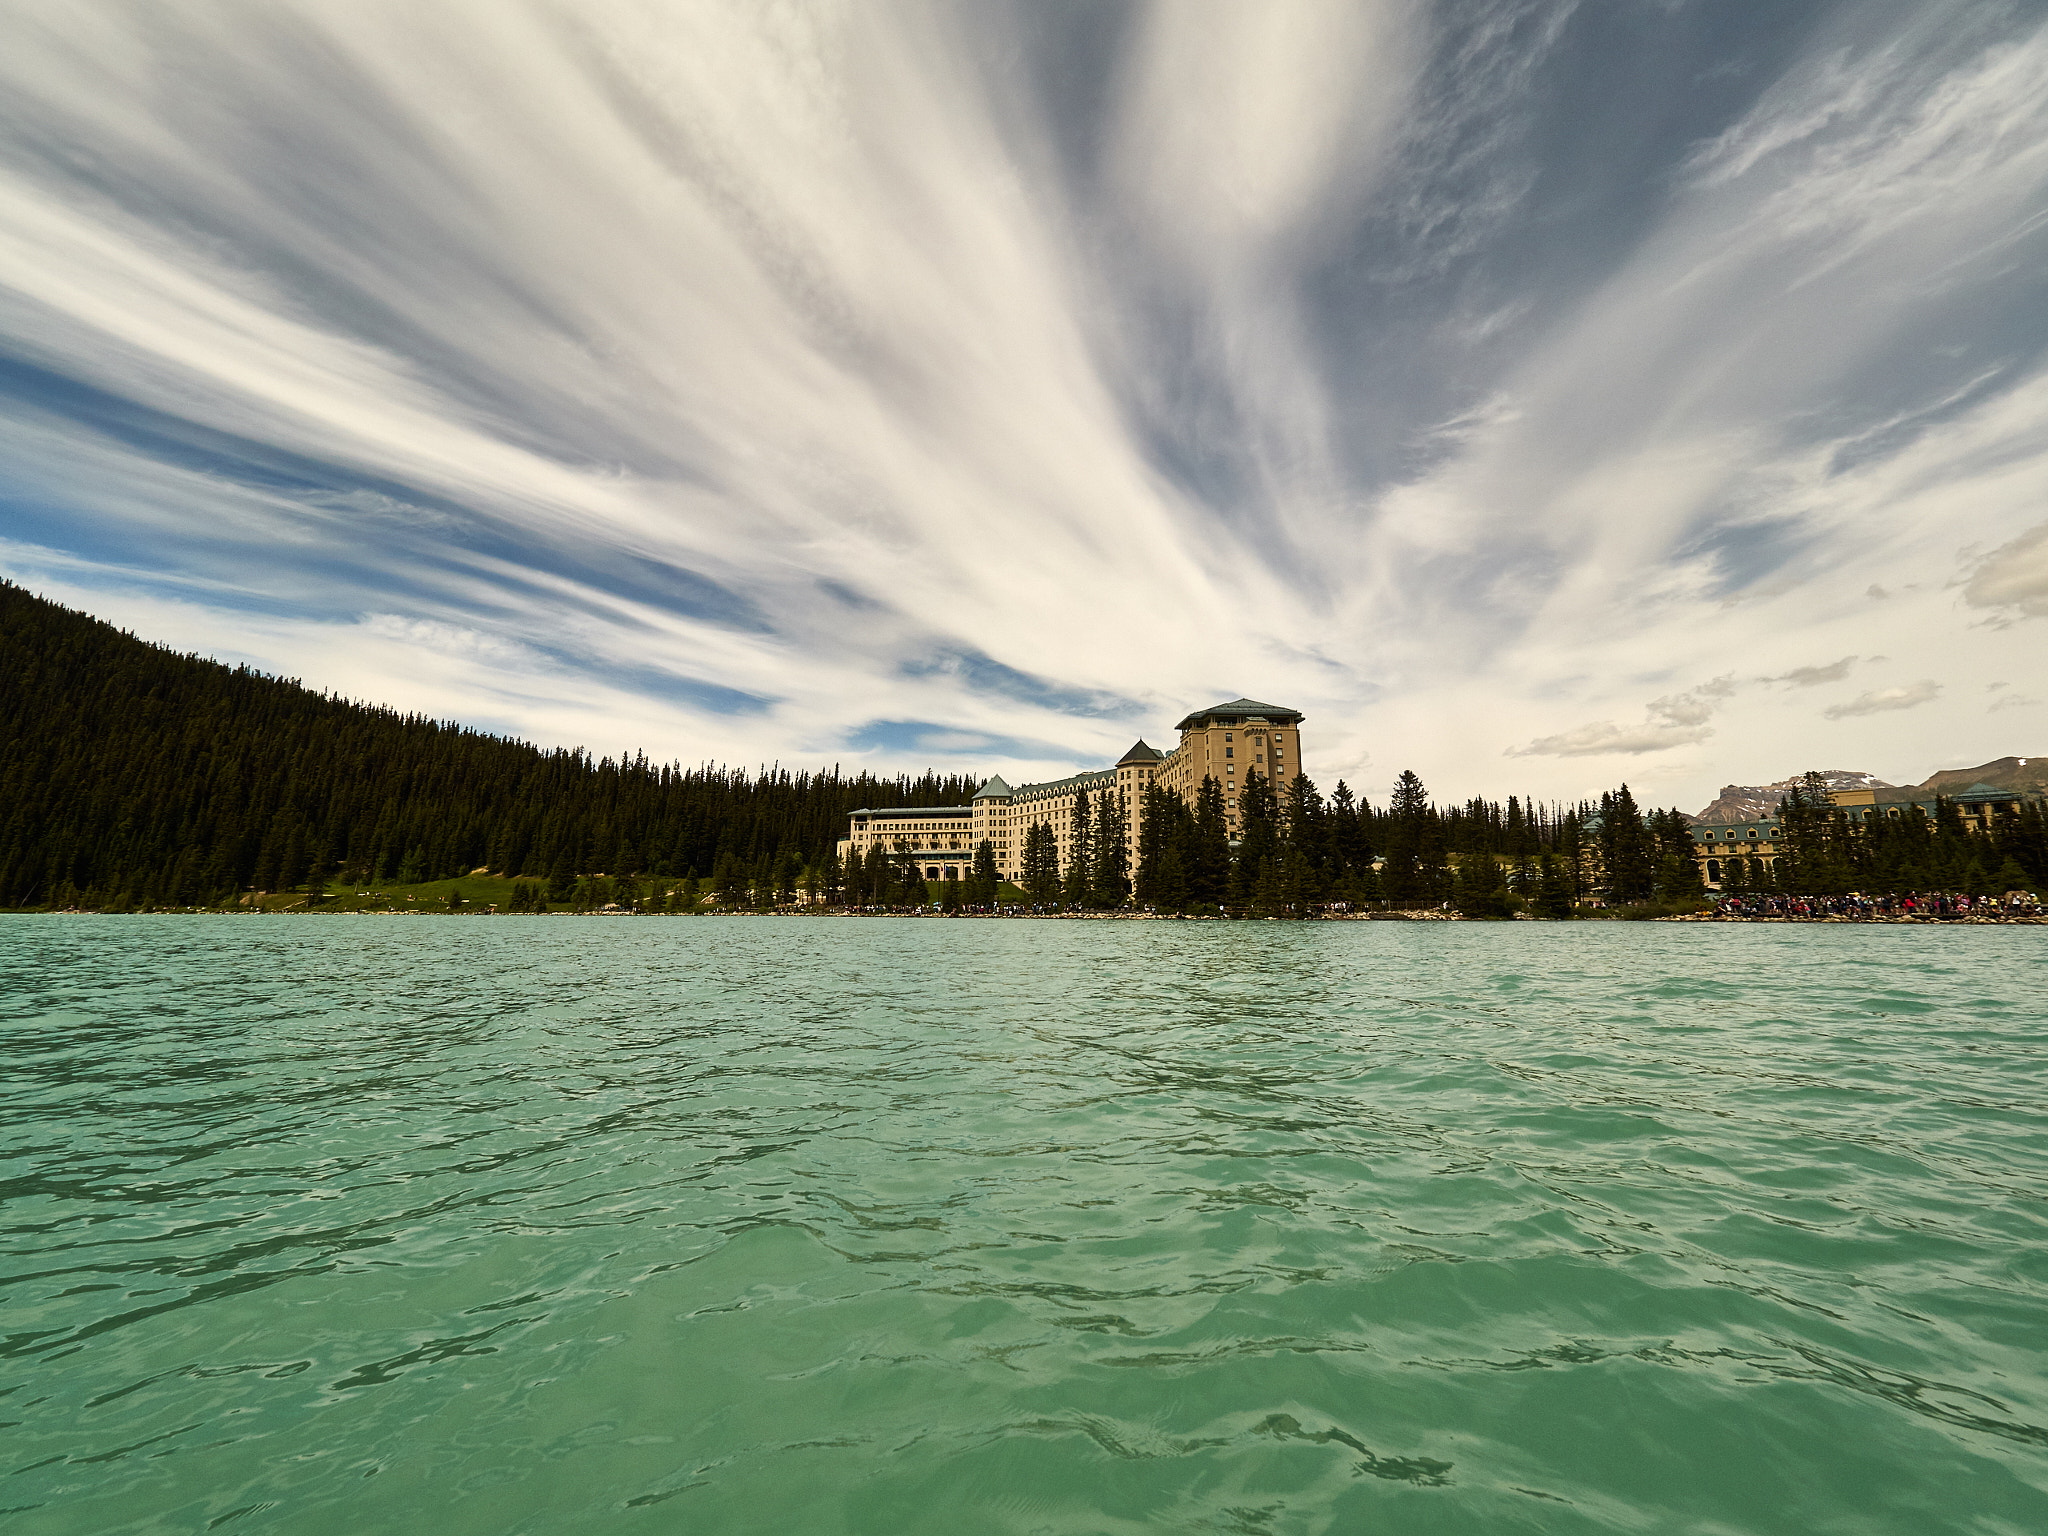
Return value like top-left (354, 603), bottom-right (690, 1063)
top-left (1690, 758), bottom-right (2046, 821)
top-left (1691, 770), bottom-right (1893, 824)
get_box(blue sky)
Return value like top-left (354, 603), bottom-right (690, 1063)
top-left (3, 0), bottom-right (2045, 811)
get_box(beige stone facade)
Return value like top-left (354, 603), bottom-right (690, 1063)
top-left (1153, 699), bottom-right (1305, 843)
top-left (838, 697), bottom-right (1307, 885)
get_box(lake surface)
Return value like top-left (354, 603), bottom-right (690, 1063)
top-left (3, 916), bottom-right (2045, 1534)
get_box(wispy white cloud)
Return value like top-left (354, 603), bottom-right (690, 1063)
top-left (1824, 680), bottom-right (1942, 719)
top-left (1762, 656), bottom-right (1864, 687)
top-left (1509, 677), bottom-right (1735, 758)
top-left (1, 1), bottom-right (2046, 804)
top-left (1963, 520), bottom-right (2048, 619)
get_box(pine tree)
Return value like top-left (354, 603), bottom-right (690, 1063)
top-left (1021, 822), bottom-right (1060, 903)
top-left (1381, 770), bottom-right (1432, 907)
top-left (972, 839), bottom-right (1000, 905)
top-left (1597, 786), bottom-right (1656, 903)
top-left (1282, 773), bottom-right (1329, 904)
top-left (1090, 793), bottom-right (1129, 907)
top-left (1533, 854), bottom-right (1575, 919)
top-left (1189, 777), bottom-right (1231, 907)
top-left (1452, 854), bottom-right (1513, 918)
top-left (1134, 784), bottom-right (1177, 903)
top-left (1327, 780), bottom-right (1372, 894)
top-left (1775, 772), bottom-right (1855, 895)
top-left (1062, 788), bottom-right (1094, 907)
top-left (1233, 770), bottom-right (1281, 907)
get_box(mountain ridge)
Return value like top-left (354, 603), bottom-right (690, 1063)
top-left (1691, 758), bottom-right (2045, 822)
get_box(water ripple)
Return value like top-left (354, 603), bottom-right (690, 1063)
top-left (2, 916), bottom-right (2045, 1533)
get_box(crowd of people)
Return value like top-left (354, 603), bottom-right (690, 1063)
top-left (1713, 890), bottom-right (2042, 920)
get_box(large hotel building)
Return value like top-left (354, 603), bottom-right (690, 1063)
top-left (838, 698), bottom-right (1306, 884)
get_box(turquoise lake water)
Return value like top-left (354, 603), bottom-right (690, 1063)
top-left (3, 915), bottom-right (2045, 1534)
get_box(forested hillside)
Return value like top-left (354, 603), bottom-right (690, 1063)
top-left (0, 583), bottom-right (973, 908)
top-left (10, 581), bottom-right (2032, 915)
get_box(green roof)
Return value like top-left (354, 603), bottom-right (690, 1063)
top-left (1012, 768), bottom-right (1116, 798)
top-left (1174, 698), bottom-right (1303, 731)
top-left (1953, 782), bottom-right (2023, 803)
top-left (972, 776), bottom-right (1014, 800)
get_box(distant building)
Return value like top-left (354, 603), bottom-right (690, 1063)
top-left (1689, 781), bottom-right (2029, 888)
top-left (1825, 781), bottom-right (2027, 834)
top-left (838, 698), bottom-right (1306, 886)
top-left (1690, 816), bottom-right (1784, 888)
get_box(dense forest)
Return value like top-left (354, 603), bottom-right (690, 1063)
top-left (4, 582), bottom-right (2041, 913)
top-left (0, 582), bottom-right (972, 909)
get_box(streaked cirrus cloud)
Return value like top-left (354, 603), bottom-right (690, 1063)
top-left (1, 0), bottom-right (2044, 806)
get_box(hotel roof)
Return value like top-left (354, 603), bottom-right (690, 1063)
top-left (1011, 768), bottom-right (1116, 797)
top-left (1174, 698), bottom-right (1304, 730)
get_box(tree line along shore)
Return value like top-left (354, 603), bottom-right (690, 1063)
top-left (5, 581), bottom-right (2044, 919)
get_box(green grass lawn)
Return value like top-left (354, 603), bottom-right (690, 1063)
top-left (231, 874), bottom-right (529, 913)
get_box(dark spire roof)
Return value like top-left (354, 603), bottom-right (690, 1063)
top-left (1117, 739), bottom-right (1164, 764)
top-left (1174, 697), bottom-right (1304, 731)
top-left (972, 775), bottom-right (1014, 800)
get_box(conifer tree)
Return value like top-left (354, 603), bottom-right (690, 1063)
top-left (1134, 784), bottom-right (1173, 902)
top-left (1994, 855), bottom-right (2035, 895)
top-left (1233, 770), bottom-right (1280, 907)
top-left (1452, 853), bottom-right (1514, 918)
top-left (1090, 792), bottom-right (1129, 907)
top-left (1062, 789), bottom-right (1094, 907)
top-left (1327, 780), bottom-right (1372, 895)
top-left (1650, 809), bottom-right (1706, 903)
top-left (1597, 785), bottom-right (1656, 903)
top-left (1189, 778), bottom-right (1231, 907)
top-left (1533, 854), bottom-right (1576, 918)
top-left (1021, 822), bottom-right (1060, 903)
top-left (1151, 843), bottom-right (1189, 910)
top-left (1380, 770), bottom-right (1431, 906)
top-left (1283, 773), bottom-right (1329, 902)
top-left (1351, 858), bottom-right (1384, 907)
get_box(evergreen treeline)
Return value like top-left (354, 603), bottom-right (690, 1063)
top-left (1585, 785), bottom-right (1709, 908)
top-left (7, 583), bottom-right (2040, 915)
top-left (1127, 766), bottom-right (1589, 916)
top-left (1580, 776), bottom-right (2046, 906)
top-left (0, 582), bottom-right (973, 909)
top-left (1734, 772), bottom-right (2046, 898)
